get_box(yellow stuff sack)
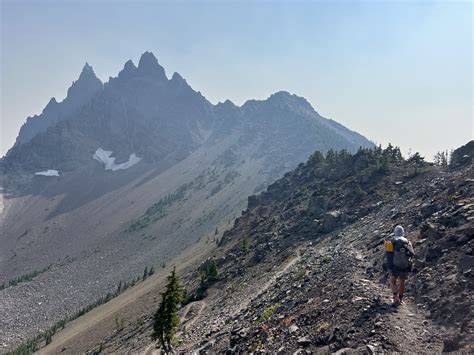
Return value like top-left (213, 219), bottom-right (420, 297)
top-left (384, 240), bottom-right (394, 252)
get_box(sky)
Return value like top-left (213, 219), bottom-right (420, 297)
top-left (1, 0), bottom-right (472, 160)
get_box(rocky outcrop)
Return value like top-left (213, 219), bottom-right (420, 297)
top-left (450, 140), bottom-right (473, 168)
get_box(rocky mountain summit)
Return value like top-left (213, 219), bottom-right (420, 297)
top-left (90, 142), bottom-right (473, 354)
top-left (0, 52), bottom-right (373, 351)
top-left (13, 63), bottom-right (103, 146)
top-left (1, 51), bottom-right (370, 185)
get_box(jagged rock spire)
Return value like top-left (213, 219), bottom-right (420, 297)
top-left (137, 51), bottom-right (167, 80)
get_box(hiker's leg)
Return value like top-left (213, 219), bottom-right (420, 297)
top-left (390, 275), bottom-right (398, 292)
top-left (390, 275), bottom-right (399, 302)
top-left (399, 278), bottom-right (406, 302)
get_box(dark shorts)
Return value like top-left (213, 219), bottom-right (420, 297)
top-left (390, 268), bottom-right (408, 280)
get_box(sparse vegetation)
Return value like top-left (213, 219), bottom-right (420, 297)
top-left (296, 270), bottom-right (307, 280)
top-left (316, 322), bottom-right (331, 333)
top-left (6, 339), bottom-right (38, 355)
top-left (335, 299), bottom-right (345, 306)
top-left (7, 265), bottom-right (155, 353)
top-left (433, 150), bottom-right (452, 166)
top-left (115, 317), bottom-right (126, 331)
top-left (320, 255), bottom-right (332, 264)
top-left (0, 264), bottom-right (52, 290)
top-left (127, 183), bottom-right (192, 232)
top-left (184, 260), bottom-right (220, 304)
top-left (242, 238), bottom-right (251, 254)
top-left (258, 303), bottom-right (281, 323)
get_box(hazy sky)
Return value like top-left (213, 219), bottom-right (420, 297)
top-left (1, 0), bottom-right (472, 159)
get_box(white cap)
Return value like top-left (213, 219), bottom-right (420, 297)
top-left (393, 225), bottom-right (405, 237)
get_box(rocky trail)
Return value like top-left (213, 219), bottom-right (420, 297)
top-left (170, 226), bottom-right (445, 354)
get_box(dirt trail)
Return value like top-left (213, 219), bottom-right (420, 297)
top-left (180, 250), bottom-right (303, 353)
top-left (348, 247), bottom-right (443, 353)
top-left (181, 300), bottom-right (207, 330)
top-left (232, 250), bottom-right (302, 318)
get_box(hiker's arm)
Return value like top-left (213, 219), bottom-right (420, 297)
top-left (407, 241), bottom-right (415, 256)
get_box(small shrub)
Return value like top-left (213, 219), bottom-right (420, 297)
top-left (258, 303), bottom-right (281, 323)
top-left (335, 299), bottom-right (345, 306)
top-left (316, 322), bottom-right (331, 333)
top-left (242, 238), bottom-right (250, 254)
top-left (296, 270), bottom-right (306, 280)
top-left (115, 317), bottom-right (126, 331)
top-left (320, 255), bottom-right (332, 264)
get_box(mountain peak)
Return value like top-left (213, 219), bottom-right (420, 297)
top-left (78, 62), bottom-right (98, 81)
top-left (137, 51), bottom-right (167, 80)
top-left (171, 72), bottom-right (184, 81)
top-left (123, 59), bottom-right (136, 71)
top-left (267, 91), bottom-right (314, 112)
top-left (42, 97), bottom-right (58, 114)
top-left (138, 51), bottom-right (157, 65)
top-left (117, 59), bottom-right (137, 81)
top-left (216, 99), bottom-right (237, 109)
top-left (170, 72), bottom-right (191, 89)
top-left (68, 63), bottom-right (103, 98)
top-left (82, 62), bottom-right (93, 72)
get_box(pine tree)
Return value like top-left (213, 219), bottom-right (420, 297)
top-left (143, 266), bottom-right (148, 281)
top-left (392, 147), bottom-right (403, 163)
top-left (208, 260), bottom-right (219, 281)
top-left (148, 266), bottom-right (155, 277)
top-left (434, 151), bottom-right (442, 166)
top-left (152, 267), bottom-right (184, 352)
top-left (309, 150), bottom-right (325, 164)
top-left (408, 152), bottom-right (425, 167)
top-left (326, 149), bottom-right (336, 165)
top-left (242, 238), bottom-right (250, 254)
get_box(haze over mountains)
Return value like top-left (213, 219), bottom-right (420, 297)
top-left (0, 51), bottom-right (373, 350)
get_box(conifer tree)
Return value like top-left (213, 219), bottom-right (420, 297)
top-left (408, 152), bottom-right (425, 167)
top-left (152, 267), bottom-right (184, 352)
top-left (208, 260), bottom-right (219, 281)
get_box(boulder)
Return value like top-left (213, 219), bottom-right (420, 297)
top-left (320, 211), bottom-right (343, 233)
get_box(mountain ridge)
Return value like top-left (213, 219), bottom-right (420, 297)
top-left (0, 51), bottom-right (374, 351)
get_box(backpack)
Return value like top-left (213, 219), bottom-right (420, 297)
top-left (392, 236), bottom-right (413, 271)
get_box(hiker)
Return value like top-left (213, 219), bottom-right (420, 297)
top-left (383, 225), bottom-right (414, 304)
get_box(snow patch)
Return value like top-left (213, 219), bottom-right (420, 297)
top-left (35, 169), bottom-right (60, 176)
top-left (93, 148), bottom-right (141, 171)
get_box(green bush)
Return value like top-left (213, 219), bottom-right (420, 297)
top-left (258, 303), bottom-right (281, 323)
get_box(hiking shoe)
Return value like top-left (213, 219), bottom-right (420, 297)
top-left (393, 293), bottom-right (400, 303)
